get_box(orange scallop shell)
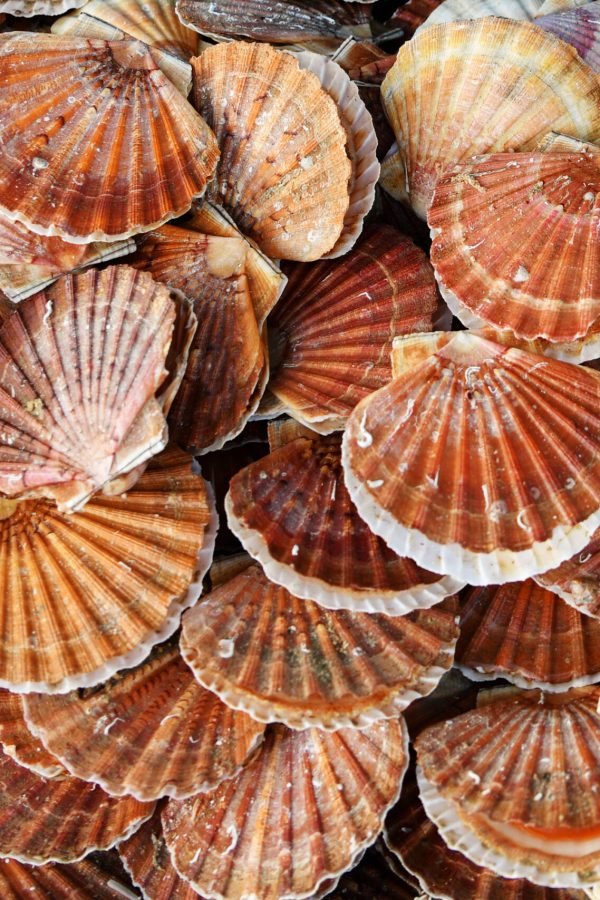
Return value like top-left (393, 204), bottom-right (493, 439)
top-left (0, 446), bottom-right (216, 693)
top-left (0, 690), bottom-right (65, 779)
top-left (161, 719), bottom-right (408, 900)
top-left (180, 562), bottom-right (459, 729)
top-left (456, 580), bottom-right (600, 690)
top-left (0, 857), bottom-right (140, 900)
top-left (191, 41), bottom-right (351, 261)
top-left (536, 527), bottom-right (600, 618)
top-left (23, 644), bottom-right (264, 801)
top-left (226, 433), bottom-right (463, 614)
top-left (342, 331), bottom-right (600, 585)
top-left (380, 18), bottom-right (600, 219)
top-left (0, 34), bottom-right (218, 243)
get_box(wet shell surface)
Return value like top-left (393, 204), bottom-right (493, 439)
top-left (429, 151), bottom-right (600, 344)
top-left (536, 526), bottom-right (600, 618)
top-left (0, 266), bottom-right (175, 511)
top-left (0, 33), bottom-right (219, 243)
top-left (23, 643), bottom-right (265, 801)
top-left (0, 446), bottom-right (216, 694)
top-left (180, 561), bottom-right (459, 729)
top-left (192, 41), bottom-right (351, 261)
top-left (161, 718), bottom-right (409, 900)
top-left (0, 746), bottom-right (153, 864)
top-left (267, 224), bottom-right (441, 432)
top-left (342, 331), bottom-right (600, 585)
top-left (380, 18), bottom-right (600, 218)
top-left (0, 857), bottom-right (140, 900)
top-left (456, 580), bottom-right (600, 690)
top-left (0, 690), bottom-right (65, 779)
top-left (130, 225), bottom-right (267, 455)
top-left (226, 433), bottom-right (463, 614)
top-left (416, 688), bottom-right (600, 886)
top-left (537, 3), bottom-right (600, 71)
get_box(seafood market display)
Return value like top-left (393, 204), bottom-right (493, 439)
top-left (0, 0), bottom-right (598, 897)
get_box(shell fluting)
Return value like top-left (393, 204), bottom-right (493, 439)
top-left (536, 526), bottom-right (600, 617)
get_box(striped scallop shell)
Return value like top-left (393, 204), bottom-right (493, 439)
top-left (536, 527), bottom-right (600, 618)
top-left (192, 41), bottom-right (351, 261)
top-left (414, 0), bottom-right (546, 32)
top-left (537, 3), bottom-right (600, 72)
top-left (456, 580), bottom-right (600, 690)
top-left (180, 562), bottom-right (459, 729)
top-left (226, 433), bottom-right (463, 614)
top-left (0, 33), bottom-right (218, 243)
top-left (0, 266), bottom-right (175, 511)
top-left (161, 719), bottom-right (409, 900)
top-left (0, 0), bottom-right (85, 15)
top-left (342, 331), bottom-right (600, 585)
top-left (23, 644), bottom-right (264, 801)
top-left (267, 224), bottom-right (441, 432)
top-left (0, 690), bottom-right (65, 779)
top-left (380, 18), bottom-right (600, 219)
top-left (52, 0), bottom-right (198, 96)
top-left (429, 151), bottom-right (600, 344)
top-left (0, 447), bottom-right (216, 694)
top-left (0, 857), bottom-right (139, 900)
top-left (0, 747), bottom-right (153, 864)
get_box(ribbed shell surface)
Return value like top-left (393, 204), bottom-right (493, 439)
top-left (538, 3), bottom-right (600, 72)
top-left (119, 808), bottom-right (200, 900)
top-left (414, 0), bottom-right (545, 32)
top-left (177, 0), bottom-right (347, 42)
top-left (0, 857), bottom-right (138, 900)
top-left (536, 527), bottom-right (600, 617)
top-left (0, 690), bottom-right (64, 778)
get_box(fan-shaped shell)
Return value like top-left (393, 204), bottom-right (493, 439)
top-left (416, 688), bottom-right (600, 886)
top-left (536, 526), bottom-right (600, 617)
top-left (180, 562), bottom-right (459, 730)
top-left (380, 18), bottom-right (600, 219)
top-left (0, 33), bottom-right (218, 243)
top-left (161, 719), bottom-right (409, 900)
top-left (537, 3), bottom-right (600, 71)
top-left (226, 433), bottom-right (463, 614)
top-left (0, 857), bottom-right (139, 900)
top-left (0, 266), bottom-right (176, 511)
top-left (0, 0), bottom-right (85, 16)
top-left (342, 331), bottom-right (600, 585)
top-left (414, 0), bottom-right (546, 32)
top-left (429, 151), bottom-right (600, 344)
top-left (0, 690), bottom-right (64, 779)
top-left (456, 580), bottom-right (600, 690)
top-left (0, 746), bottom-right (153, 864)
top-left (191, 41), bottom-right (351, 261)
top-left (53, 0), bottom-right (198, 96)
top-left (0, 446), bottom-right (216, 694)
top-left (23, 644), bottom-right (264, 800)
top-left (267, 224), bottom-right (441, 432)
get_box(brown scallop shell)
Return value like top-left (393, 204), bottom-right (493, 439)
top-left (23, 643), bottom-right (264, 801)
top-left (161, 719), bottom-right (409, 900)
top-left (0, 33), bottom-right (218, 243)
top-left (267, 224), bottom-right (441, 432)
top-left (0, 690), bottom-right (65, 779)
top-left (342, 330), bottom-right (600, 585)
top-left (0, 746), bottom-right (153, 864)
top-left (536, 527), bottom-right (600, 617)
top-left (0, 857), bottom-right (140, 900)
top-left (226, 433), bottom-right (464, 614)
top-left (0, 446), bottom-right (217, 694)
top-left (457, 580), bottom-right (600, 690)
top-left (180, 562), bottom-right (459, 729)
top-left (429, 151), bottom-right (600, 345)
top-left (52, 0), bottom-right (198, 96)
top-left (380, 18), bottom-right (600, 219)
top-left (191, 41), bottom-right (351, 261)
top-left (416, 688), bottom-right (600, 887)
top-left (389, 0), bottom-right (444, 36)
top-left (330, 37), bottom-right (396, 84)
top-left (0, 266), bottom-right (176, 511)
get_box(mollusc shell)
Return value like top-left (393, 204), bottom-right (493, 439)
top-left (0, 0), bottom-right (85, 15)
top-left (537, 3), bottom-right (600, 71)
top-left (0, 690), bottom-right (65, 778)
top-left (414, 0), bottom-right (546, 32)
top-left (536, 526), bottom-right (600, 618)
top-left (0, 857), bottom-right (140, 900)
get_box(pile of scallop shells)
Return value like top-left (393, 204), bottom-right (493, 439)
top-left (0, 0), bottom-right (599, 897)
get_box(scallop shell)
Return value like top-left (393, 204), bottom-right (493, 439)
top-left (380, 18), bottom-right (600, 219)
top-left (342, 330), bottom-right (600, 585)
top-left (177, 0), bottom-right (347, 43)
top-left (537, 0), bottom-right (591, 14)
top-left (414, 0), bottom-right (546, 32)
top-left (225, 433), bottom-right (463, 614)
top-left (0, 690), bottom-right (65, 779)
top-left (52, 0), bottom-right (197, 96)
top-left (330, 37), bottom-right (395, 85)
top-left (0, 0), bottom-right (85, 16)
top-left (536, 527), bottom-right (600, 618)
top-left (0, 446), bottom-right (217, 694)
top-left (416, 688), bottom-right (600, 887)
top-left (23, 644), bottom-right (264, 801)
top-left (0, 857), bottom-right (140, 900)
top-left (429, 151), bottom-right (600, 344)
top-left (456, 580), bottom-right (600, 690)
top-left (180, 562), bottom-right (459, 729)
top-left (161, 719), bottom-right (409, 900)
top-left (191, 41), bottom-right (351, 261)
top-left (0, 746), bottom-right (153, 864)
top-left (537, 3), bottom-right (600, 72)
top-left (0, 266), bottom-right (177, 511)
top-left (0, 33), bottom-right (218, 243)
top-left (389, 0), bottom-right (445, 36)
top-left (130, 225), bottom-right (268, 455)
top-left (267, 224), bottom-right (441, 432)
top-left (294, 51), bottom-right (379, 258)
